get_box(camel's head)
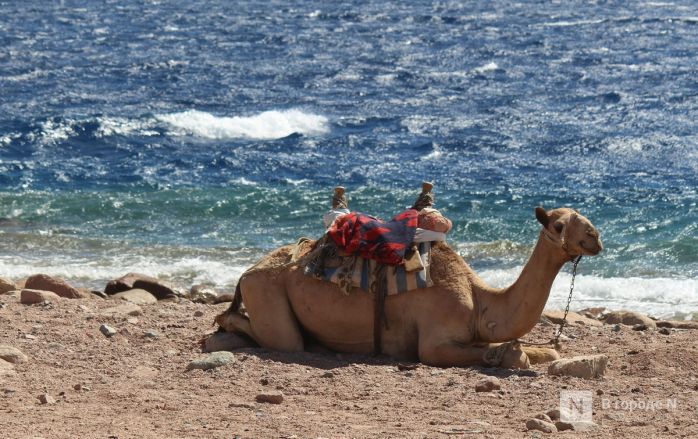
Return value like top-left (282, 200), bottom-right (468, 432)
top-left (535, 207), bottom-right (603, 257)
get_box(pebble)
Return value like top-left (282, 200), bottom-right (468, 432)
top-left (203, 331), bottom-right (250, 353)
top-left (38, 394), bottom-right (56, 405)
top-left (632, 323), bottom-right (648, 331)
top-left (526, 418), bottom-right (557, 433)
top-left (194, 310), bottom-right (205, 317)
top-left (534, 413), bottom-right (553, 423)
top-left (555, 421), bottom-right (599, 432)
top-left (190, 285), bottom-right (219, 304)
top-left (602, 310), bottom-right (657, 329)
top-left (99, 324), bottom-right (117, 338)
top-left (143, 329), bottom-right (159, 339)
top-left (255, 391), bottom-right (284, 404)
top-left (658, 327), bottom-right (671, 335)
top-left (111, 288), bottom-right (158, 305)
top-left (475, 376), bottom-right (501, 392)
top-left (0, 359), bottom-right (16, 377)
top-left (100, 303), bottom-right (143, 317)
top-left (186, 351), bottom-right (235, 371)
top-left (20, 289), bottom-right (61, 304)
top-left (548, 355), bottom-right (608, 379)
top-left (545, 409), bottom-right (561, 421)
top-left (0, 277), bottom-right (16, 294)
top-left (0, 346), bottom-right (28, 364)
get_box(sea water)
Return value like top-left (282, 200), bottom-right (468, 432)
top-left (1, 0), bottom-right (696, 319)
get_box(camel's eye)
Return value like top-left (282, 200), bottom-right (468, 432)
top-left (554, 221), bottom-right (564, 233)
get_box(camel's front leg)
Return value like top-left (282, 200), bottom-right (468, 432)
top-left (419, 341), bottom-right (531, 369)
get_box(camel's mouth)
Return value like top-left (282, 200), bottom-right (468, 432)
top-left (579, 239), bottom-right (603, 256)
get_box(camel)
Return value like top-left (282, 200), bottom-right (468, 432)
top-left (215, 207), bottom-right (603, 369)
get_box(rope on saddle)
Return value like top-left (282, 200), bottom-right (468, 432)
top-left (371, 264), bottom-right (388, 356)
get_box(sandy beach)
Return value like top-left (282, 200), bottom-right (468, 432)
top-left (1, 275), bottom-right (696, 439)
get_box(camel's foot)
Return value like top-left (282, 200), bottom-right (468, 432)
top-left (522, 346), bottom-right (560, 365)
top-left (495, 342), bottom-right (531, 369)
top-left (215, 310), bottom-right (253, 335)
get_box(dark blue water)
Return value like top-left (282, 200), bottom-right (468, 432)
top-left (1, 0), bottom-right (696, 317)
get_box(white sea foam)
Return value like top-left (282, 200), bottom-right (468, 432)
top-left (479, 267), bottom-right (698, 320)
top-left (473, 62), bottom-right (499, 74)
top-left (155, 109), bottom-right (329, 140)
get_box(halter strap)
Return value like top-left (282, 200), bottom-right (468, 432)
top-left (540, 212), bottom-right (578, 255)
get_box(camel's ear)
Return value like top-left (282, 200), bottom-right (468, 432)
top-left (535, 207), bottom-right (549, 226)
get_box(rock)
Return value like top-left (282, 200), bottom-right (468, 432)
top-left (526, 418), bottom-right (557, 433)
top-left (534, 413), bottom-right (553, 423)
top-left (0, 346), bottom-right (28, 364)
top-left (194, 310), bottom-right (205, 317)
top-left (545, 409), bottom-right (561, 421)
top-left (25, 274), bottom-right (84, 299)
top-left (100, 303), bottom-right (143, 317)
top-left (632, 323), bottom-right (648, 331)
top-left (104, 273), bottom-right (185, 300)
top-left (548, 355), bottom-right (608, 379)
top-left (203, 331), bottom-right (251, 352)
top-left (555, 421), bottom-right (599, 432)
top-left (658, 327), bottom-right (671, 335)
top-left (0, 277), bottom-right (16, 294)
top-left (111, 289), bottom-right (157, 305)
top-left (20, 289), bottom-right (61, 304)
top-left (542, 310), bottom-right (602, 327)
top-left (38, 393), bottom-right (56, 405)
top-left (99, 324), bottom-right (117, 337)
top-left (0, 359), bottom-right (16, 377)
top-left (186, 351), bottom-right (235, 371)
top-left (143, 329), bottom-right (159, 339)
top-left (602, 310), bottom-right (656, 329)
top-left (579, 307), bottom-right (609, 319)
top-left (656, 320), bottom-right (698, 330)
top-left (611, 324), bottom-right (622, 332)
top-left (190, 284), bottom-right (218, 304)
top-left (475, 376), bottom-right (501, 392)
top-left (214, 293), bottom-right (236, 303)
top-left (255, 391), bottom-right (284, 404)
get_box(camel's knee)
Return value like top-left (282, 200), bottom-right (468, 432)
top-left (522, 346), bottom-right (560, 365)
top-left (215, 310), bottom-right (252, 335)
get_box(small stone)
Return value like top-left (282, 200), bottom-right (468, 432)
top-left (526, 418), bottom-right (557, 433)
top-left (320, 371), bottom-right (334, 378)
top-left (143, 330), bottom-right (159, 339)
top-left (255, 391), bottom-right (284, 404)
top-left (632, 323), bottom-right (648, 331)
top-left (475, 376), bottom-right (501, 392)
top-left (534, 413), bottom-right (553, 423)
top-left (542, 310), bottom-right (602, 327)
top-left (186, 351), bottom-right (235, 371)
top-left (111, 289), bottom-right (157, 305)
top-left (548, 355), bottom-right (608, 379)
top-left (189, 285), bottom-right (219, 304)
top-left (25, 274), bottom-right (84, 299)
top-left (203, 331), bottom-right (250, 353)
top-left (555, 421), bottom-right (598, 432)
top-left (127, 317), bottom-right (139, 325)
top-left (658, 327), bottom-right (671, 335)
top-left (214, 293), bottom-right (235, 303)
top-left (0, 359), bottom-right (16, 377)
top-left (545, 409), bottom-right (560, 421)
top-left (0, 346), bottom-right (28, 364)
top-left (0, 277), bottom-right (17, 294)
top-left (99, 324), bottom-right (117, 338)
top-left (612, 324), bottom-right (621, 332)
top-left (602, 310), bottom-right (656, 329)
top-left (73, 383), bottom-right (83, 391)
top-left (38, 394), bottom-right (56, 405)
top-left (20, 289), bottom-right (61, 304)
top-left (77, 304), bottom-right (90, 312)
top-left (194, 310), bottom-right (205, 317)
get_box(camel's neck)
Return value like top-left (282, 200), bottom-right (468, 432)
top-left (476, 232), bottom-right (568, 342)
